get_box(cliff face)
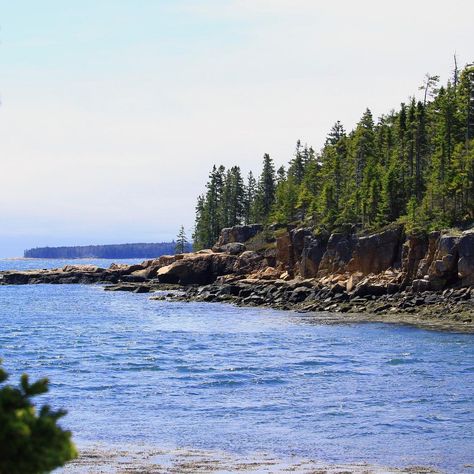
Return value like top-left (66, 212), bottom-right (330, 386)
top-left (157, 223), bottom-right (474, 293)
top-left (271, 225), bottom-right (474, 294)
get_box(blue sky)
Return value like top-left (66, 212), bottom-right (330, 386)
top-left (0, 0), bottom-right (473, 257)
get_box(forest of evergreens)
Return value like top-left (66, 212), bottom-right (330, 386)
top-left (193, 64), bottom-right (474, 249)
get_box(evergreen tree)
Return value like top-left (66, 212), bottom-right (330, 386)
top-left (288, 140), bottom-right (306, 184)
top-left (221, 166), bottom-right (245, 227)
top-left (244, 171), bottom-right (257, 224)
top-left (255, 153), bottom-right (276, 221)
top-left (175, 225), bottom-right (188, 254)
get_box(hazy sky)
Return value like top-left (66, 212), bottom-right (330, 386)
top-left (0, 0), bottom-right (473, 257)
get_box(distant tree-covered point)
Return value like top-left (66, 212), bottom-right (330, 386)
top-left (24, 242), bottom-right (192, 259)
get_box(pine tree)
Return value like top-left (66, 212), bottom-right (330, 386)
top-left (288, 140), bottom-right (306, 184)
top-left (193, 195), bottom-right (209, 250)
top-left (244, 171), bottom-right (257, 224)
top-left (255, 153), bottom-right (276, 221)
top-left (175, 225), bottom-right (188, 254)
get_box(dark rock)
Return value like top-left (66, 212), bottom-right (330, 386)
top-left (318, 231), bottom-right (357, 276)
top-left (352, 280), bottom-right (387, 297)
top-left (373, 303), bottom-right (391, 313)
top-left (416, 231), bottom-right (440, 279)
top-left (242, 295), bottom-right (265, 305)
top-left (215, 224), bottom-right (263, 247)
top-left (290, 228), bottom-right (313, 261)
top-left (329, 282), bottom-right (346, 295)
top-left (215, 242), bottom-right (246, 255)
top-left (235, 251), bottom-right (265, 274)
top-left (262, 247), bottom-right (277, 268)
top-left (299, 233), bottom-right (328, 278)
top-left (289, 287), bottom-right (311, 303)
top-left (104, 284), bottom-right (138, 292)
top-left (121, 274), bottom-right (147, 283)
top-left (424, 294), bottom-right (440, 304)
top-left (412, 278), bottom-right (430, 292)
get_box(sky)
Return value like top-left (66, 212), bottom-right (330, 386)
top-left (0, 0), bottom-right (473, 257)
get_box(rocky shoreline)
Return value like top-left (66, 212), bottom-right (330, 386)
top-left (1, 224), bottom-right (473, 333)
top-left (150, 279), bottom-right (474, 333)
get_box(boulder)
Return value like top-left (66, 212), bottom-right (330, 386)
top-left (108, 262), bottom-right (145, 275)
top-left (260, 266), bottom-right (281, 280)
top-left (62, 264), bottom-right (104, 273)
top-left (235, 251), bottom-right (265, 274)
top-left (351, 278), bottom-right (387, 297)
top-left (104, 283), bottom-right (139, 292)
top-left (288, 286), bottom-right (312, 303)
top-left (157, 253), bottom-right (237, 285)
top-left (412, 278), bottom-right (430, 292)
top-left (120, 273), bottom-right (147, 283)
top-left (217, 242), bottom-right (246, 255)
top-left (346, 272), bottom-right (364, 292)
top-left (215, 224), bottom-right (263, 247)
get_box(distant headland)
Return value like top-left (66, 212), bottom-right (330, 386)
top-left (23, 242), bottom-right (192, 259)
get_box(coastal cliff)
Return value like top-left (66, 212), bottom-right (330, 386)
top-left (156, 224), bottom-right (474, 292)
top-left (2, 224), bottom-right (473, 331)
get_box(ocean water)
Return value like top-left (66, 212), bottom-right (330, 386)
top-left (0, 260), bottom-right (473, 473)
top-left (0, 257), bottom-right (144, 271)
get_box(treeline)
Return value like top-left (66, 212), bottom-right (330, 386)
top-left (24, 242), bottom-right (192, 259)
top-left (194, 64), bottom-right (474, 249)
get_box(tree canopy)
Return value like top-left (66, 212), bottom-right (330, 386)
top-left (194, 64), bottom-right (474, 249)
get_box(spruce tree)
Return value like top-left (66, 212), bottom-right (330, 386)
top-left (175, 225), bottom-right (188, 254)
top-left (255, 153), bottom-right (276, 221)
top-left (244, 171), bottom-right (257, 224)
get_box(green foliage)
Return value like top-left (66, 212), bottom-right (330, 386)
top-left (254, 153), bottom-right (276, 222)
top-left (0, 361), bottom-right (77, 474)
top-left (175, 225), bottom-right (188, 254)
top-left (194, 64), bottom-right (474, 247)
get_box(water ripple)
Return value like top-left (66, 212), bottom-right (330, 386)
top-left (0, 280), bottom-right (473, 473)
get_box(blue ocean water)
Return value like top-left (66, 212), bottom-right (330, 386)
top-left (0, 257), bottom-right (144, 271)
top-left (0, 260), bottom-right (473, 472)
